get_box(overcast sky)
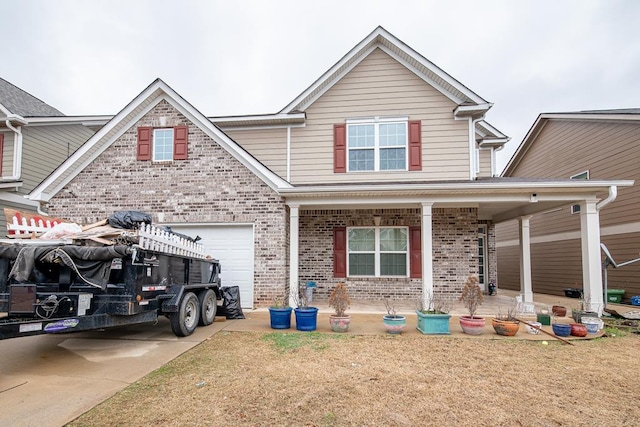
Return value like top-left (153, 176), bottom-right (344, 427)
top-left (4, 0), bottom-right (640, 172)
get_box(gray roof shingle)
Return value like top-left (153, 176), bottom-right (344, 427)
top-left (0, 78), bottom-right (64, 117)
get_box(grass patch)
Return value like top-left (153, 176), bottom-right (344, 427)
top-left (261, 331), bottom-right (348, 352)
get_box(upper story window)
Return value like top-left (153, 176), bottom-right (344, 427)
top-left (570, 170), bottom-right (589, 214)
top-left (347, 118), bottom-right (407, 172)
top-left (153, 129), bottom-right (174, 162)
top-left (333, 119), bottom-right (422, 173)
top-left (347, 226), bottom-right (408, 277)
top-left (137, 126), bottom-right (188, 162)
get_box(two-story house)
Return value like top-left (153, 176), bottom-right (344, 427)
top-left (497, 109), bottom-right (640, 304)
top-left (27, 27), bottom-right (630, 310)
top-left (0, 78), bottom-right (107, 231)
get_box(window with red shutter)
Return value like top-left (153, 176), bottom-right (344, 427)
top-left (408, 120), bottom-right (422, 171)
top-left (409, 226), bottom-right (422, 278)
top-left (137, 127), bottom-right (152, 160)
top-left (334, 124), bottom-right (346, 173)
top-left (173, 126), bottom-right (188, 160)
top-left (333, 227), bottom-right (347, 277)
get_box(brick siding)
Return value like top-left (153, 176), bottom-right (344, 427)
top-left (45, 100), bottom-right (289, 307)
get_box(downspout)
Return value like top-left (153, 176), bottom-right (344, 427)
top-left (469, 117), bottom-right (484, 180)
top-left (286, 126), bottom-right (291, 182)
top-left (0, 104), bottom-right (25, 181)
top-left (596, 185), bottom-right (617, 211)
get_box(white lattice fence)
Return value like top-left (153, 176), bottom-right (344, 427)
top-left (137, 224), bottom-right (206, 259)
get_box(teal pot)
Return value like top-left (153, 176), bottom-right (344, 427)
top-left (268, 307), bottom-right (292, 329)
top-left (416, 311), bottom-right (451, 335)
top-left (383, 315), bottom-right (406, 334)
top-left (459, 316), bottom-right (486, 335)
top-left (294, 307), bottom-right (319, 331)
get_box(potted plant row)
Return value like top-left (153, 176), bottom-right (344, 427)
top-left (458, 275), bottom-right (485, 335)
top-left (416, 294), bottom-right (452, 335)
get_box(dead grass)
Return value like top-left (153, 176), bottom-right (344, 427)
top-left (68, 330), bottom-right (640, 427)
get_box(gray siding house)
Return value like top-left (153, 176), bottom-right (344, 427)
top-left (27, 28), bottom-right (630, 311)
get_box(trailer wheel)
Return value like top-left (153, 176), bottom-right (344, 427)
top-left (198, 289), bottom-right (217, 326)
top-left (170, 292), bottom-right (200, 337)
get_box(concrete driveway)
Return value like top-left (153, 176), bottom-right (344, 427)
top-left (0, 317), bottom-right (236, 427)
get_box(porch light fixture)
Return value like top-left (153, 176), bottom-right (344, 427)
top-left (373, 216), bottom-right (381, 226)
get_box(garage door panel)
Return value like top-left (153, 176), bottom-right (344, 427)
top-left (169, 225), bottom-right (254, 309)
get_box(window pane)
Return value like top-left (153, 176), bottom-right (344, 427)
top-left (379, 123), bottom-right (406, 147)
top-left (348, 124), bottom-right (374, 148)
top-left (349, 254), bottom-right (375, 276)
top-left (153, 129), bottom-right (173, 161)
top-left (379, 228), bottom-right (407, 251)
top-left (380, 148), bottom-right (406, 170)
top-left (348, 228), bottom-right (375, 251)
top-left (381, 253), bottom-right (406, 276)
top-left (349, 149), bottom-right (374, 171)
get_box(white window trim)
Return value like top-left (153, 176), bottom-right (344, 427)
top-left (478, 225), bottom-right (487, 285)
top-left (347, 226), bottom-right (409, 277)
top-left (346, 116), bottom-right (409, 172)
top-left (570, 170), bottom-right (589, 214)
top-left (153, 128), bottom-right (174, 162)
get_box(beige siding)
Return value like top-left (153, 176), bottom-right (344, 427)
top-left (498, 119), bottom-right (640, 301)
top-left (20, 125), bottom-right (94, 194)
top-left (224, 128), bottom-right (287, 179)
top-left (290, 48), bottom-right (470, 184)
top-left (477, 147), bottom-right (492, 178)
top-left (1, 131), bottom-right (15, 178)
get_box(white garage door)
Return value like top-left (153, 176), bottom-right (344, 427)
top-left (168, 224), bottom-right (254, 309)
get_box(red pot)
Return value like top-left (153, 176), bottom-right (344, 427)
top-left (570, 323), bottom-right (587, 337)
top-left (552, 305), bottom-right (567, 317)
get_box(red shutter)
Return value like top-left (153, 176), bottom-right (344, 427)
top-left (333, 124), bottom-right (346, 173)
top-left (173, 126), bottom-right (188, 160)
top-left (333, 227), bottom-right (347, 277)
top-left (408, 120), bottom-right (422, 171)
top-left (409, 226), bottom-right (422, 278)
top-left (137, 127), bottom-right (152, 160)
top-left (0, 133), bottom-right (3, 175)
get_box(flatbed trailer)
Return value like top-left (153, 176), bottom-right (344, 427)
top-left (0, 225), bottom-right (222, 340)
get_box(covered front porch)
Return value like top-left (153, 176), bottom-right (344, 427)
top-left (282, 178), bottom-right (633, 315)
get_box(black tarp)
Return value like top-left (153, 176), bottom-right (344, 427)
top-left (108, 211), bottom-right (152, 229)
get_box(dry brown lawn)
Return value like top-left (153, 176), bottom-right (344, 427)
top-left (68, 329), bottom-right (640, 427)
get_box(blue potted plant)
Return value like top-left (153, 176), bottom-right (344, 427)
top-left (383, 299), bottom-right (406, 334)
top-left (268, 293), bottom-right (292, 329)
top-left (293, 284), bottom-right (318, 331)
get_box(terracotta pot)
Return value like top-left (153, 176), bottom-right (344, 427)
top-left (570, 323), bottom-right (588, 337)
top-left (329, 315), bottom-right (351, 333)
top-left (552, 305), bottom-right (567, 317)
top-left (459, 315), bottom-right (486, 335)
top-left (492, 318), bottom-right (520, 336)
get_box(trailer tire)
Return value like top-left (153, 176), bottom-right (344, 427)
top-left (198, 289), bottom-right (217, 326)
top-left (170, 292), bottom-right (200, 337)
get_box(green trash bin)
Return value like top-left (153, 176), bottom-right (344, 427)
top-left (607, 289), bottom-right (625, 303)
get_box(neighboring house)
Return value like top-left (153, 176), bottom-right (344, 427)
top-left (27, 27), bottom-right (631, 310)
top-left (0, 78), bottom-right (107, 230)
top-left (497, 110), bottom-right (640, 304)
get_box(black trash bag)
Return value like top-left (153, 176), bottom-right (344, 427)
top-left (108, 211), bottom-right (153, 229)
top-left (221, 286), bottom-right (245, 319)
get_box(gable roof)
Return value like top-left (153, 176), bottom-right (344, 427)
top-left (28, 79), bottom-right (292, 202)
top-left (0, 77), bottom-right (64, 117)
top-left (281, 26), bottom-right (490, 114)
top-left (503, 108), bottom-right (640, 176)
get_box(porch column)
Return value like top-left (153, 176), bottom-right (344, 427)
top-left (289, 204), bottom-right (300, 307)
top-left (421, 203), bottom-right (434, 306)
top-left (518, 215), bottom-right (533, 303)
top-left (580, 200), bottom-right (604, 315)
